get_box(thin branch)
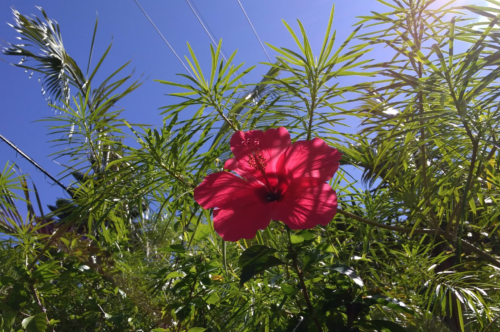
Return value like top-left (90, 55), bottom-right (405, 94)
top-left (0, 133), bottom-right (70, 195)
top-left (483, 314), bottom-right (500, 332)
top-left (416, 61), bottom-right (438, 227)
top-left (209, 94), bottom-right (239, 132)
top-left (97, 303), bottom-right (107, 316)
top-left (453, 139), bottom-right (479, 238)
top-left (337, 209), bottom-right (435, 234)
top-left (446, 141), bottom-right (489, 234)
top-left (337, 209), bottom-right (500, 268)
top-left (437, 229), bottom-right (500, 269)
top-left (31, 285), bottom-right (55, 332)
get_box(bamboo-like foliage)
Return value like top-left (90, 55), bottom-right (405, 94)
top-left (1, 1), bottom-right (500, 332)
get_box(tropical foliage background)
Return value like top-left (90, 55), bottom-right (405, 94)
top-left (1, 0), bottom-right (500, 331)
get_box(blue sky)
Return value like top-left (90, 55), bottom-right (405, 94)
top-left (0, 0), bottom-right (486, 214)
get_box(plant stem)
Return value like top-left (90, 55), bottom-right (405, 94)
top-left (31, 285), bottom-right (55, 332)
top-left (0, 133), bottom-right (69, 195)
top-left (287, 228), bottom-right (323, 332)
top-left (306, 100), bottom-right (316, 141)
top-left (209, 94), bottom-right (238, 132)
top-left (337, 209), bottom-right (434, 234)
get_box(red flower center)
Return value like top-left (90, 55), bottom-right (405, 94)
top-left (265, 191), bottom-right (281, 202)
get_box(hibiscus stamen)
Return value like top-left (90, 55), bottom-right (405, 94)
top-left (247, 151), bottom-right (267, 170)
top-left (244, 139), bottom-right (268, 174)
top-left (248, 150), bottom-right (274, 190)
top-left (243, 137), bottom-right (276, 194)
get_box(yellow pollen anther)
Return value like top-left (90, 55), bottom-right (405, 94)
top-left (248, 151), bottom-right (267, 170)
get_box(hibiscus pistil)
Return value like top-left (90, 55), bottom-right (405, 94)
top-left (244, 138), bottom-right (276, 194)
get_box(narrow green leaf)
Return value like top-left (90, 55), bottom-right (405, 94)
top-left (187, 328), bottom-right (206, 332)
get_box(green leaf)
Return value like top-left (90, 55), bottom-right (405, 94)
top-left (160, 244), bottom-right (186, 253)
top-left (458, 100), bottom-right (467, 119)
top-left (1, 310), bottom-right (16, 330)
top-left (22, 313), bottom-right (47, 332)
top-left (193, 224), bottom-right (211, 243)
top-left (281, 284), bottom-right (298, 296)
top-left (187, 328), bottom-right (206, 332)
top-left (238, 245), bottom-right (284, 286)
top-left (205, 291), bottom-right (219, 304)
top-left (318, 242), bottom-right (336, 253)
top-left (329, 264), bottom-right (364, 287)
top-left (165, 271), bottom-right (184, 279)
top-left (240, 256), bottom-right (284, 286)
top-left (469, 197), bottom-right (477, 214)
top-left (363, 295), bottom-right (414, 316)
top-left (290, 234), bottom-right (304, 245)
top-left (238, 245), bottom-right (277, 268)
top-left (298, 230), bottom-right (315, 240)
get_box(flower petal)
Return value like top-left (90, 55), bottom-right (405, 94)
top-left (271, 177), bottom-right (337, 229)
top-left (278, 138), bottom-right (341, 183)
top-left (229, 127), bottom-right (291, 187)
top-left (213, 201), bottom-right (273, 241)
top-left (224, 158), bottom-right (265, 188)
top-left (194, 172), bottom-right (266, 209)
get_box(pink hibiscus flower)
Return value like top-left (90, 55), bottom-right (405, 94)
top-left (194, 127), bottom-right (341, 241)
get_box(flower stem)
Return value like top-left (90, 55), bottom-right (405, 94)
top-left (287, 228), bottom-right (323, 332)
